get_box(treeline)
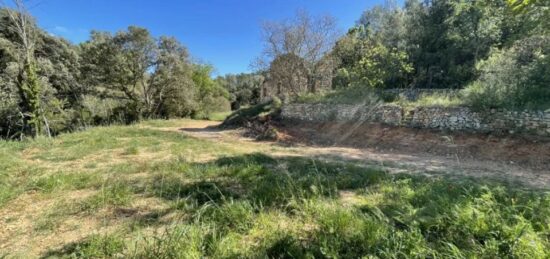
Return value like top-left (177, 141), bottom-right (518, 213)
top-left (254, 0), bottom-right (549, 110)
top-left (0, 3), bottom-right (229, 139)
top-left (1, 0), bottom-right (548, 138)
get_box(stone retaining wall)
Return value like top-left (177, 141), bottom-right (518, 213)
top-left (282, 103), bottom-right (550, 136)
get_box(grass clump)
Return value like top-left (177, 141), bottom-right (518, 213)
top-left (396, 92), bottom-right (465, 108)
top-left (29, 172), bottom-right (100, 193)
top-left (44, 234), bottom-right (126, 258)
top-left (80, 181), bottom-right (134, 212)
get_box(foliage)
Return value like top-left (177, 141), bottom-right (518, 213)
top-left (507, 0), bottom-right (550, 34)
top-left (462, 36), bottom-right (550, 110)
top-left (221, 97), bottom-right (282, 127)
top-left (216, 72), bottom-right (264, 110)
top-left (332, 31), bottom-right (413, 89)
top-left (190, 64), bottom-right (231, 119)
top-left (0, 5), bottom-right (231, 139)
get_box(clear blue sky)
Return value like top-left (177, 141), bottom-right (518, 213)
top-left (27, 0), bottom-right (393, 76)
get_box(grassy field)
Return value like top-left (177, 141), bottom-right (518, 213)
top-left (1, 119), bottom-right (549, 258)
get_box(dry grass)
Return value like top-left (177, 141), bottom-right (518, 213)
top-left (0, 119), bottom-right (549, 258)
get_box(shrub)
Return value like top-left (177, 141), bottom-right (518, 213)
top-left (221, 97), bottom-right (281, 128)
top-left (462, 36), bottom-right (550, 111)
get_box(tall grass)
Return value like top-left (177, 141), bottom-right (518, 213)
top-left (125, 154), bottom-right (550, 258)
top-left (1, 121), bottom-right (548, 257)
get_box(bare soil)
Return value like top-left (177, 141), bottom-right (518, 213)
top-left (181, 120), bottom-right (550, 189)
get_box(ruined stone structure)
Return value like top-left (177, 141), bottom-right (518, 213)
top-left (282, 103), bottom-right (550, 137)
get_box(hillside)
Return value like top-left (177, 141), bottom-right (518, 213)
top-left (1, 120), bottom-right (549, 258)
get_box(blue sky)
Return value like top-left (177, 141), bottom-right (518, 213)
top-left (26, 0), bottom-right (392, 76)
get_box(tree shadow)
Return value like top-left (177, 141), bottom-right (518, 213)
top-left (179, 124), bottom-right (223, 133)
top-left (42, 153), bottom-right (548, 258)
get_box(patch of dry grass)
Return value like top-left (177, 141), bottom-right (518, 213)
top-left (0, 119), bottom-right (549, 258)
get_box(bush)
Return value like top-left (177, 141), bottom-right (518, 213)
top-left (221, 97), bottom-right (281, 128)
top-left (462, 36), bottom-right (550, 111)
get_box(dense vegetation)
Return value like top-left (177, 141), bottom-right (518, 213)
top-left (0, 4), bottom-right (230, 139)
top-left (1, 0), bottom-right (548, 139)
top-left (1, 120), bottom-right (549, 258)
top-left (256, 0), bottom-right (549, 110)
top-left (1, 1), bottom-right (548, 257)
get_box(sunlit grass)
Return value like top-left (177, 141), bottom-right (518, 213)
top-left (207, 111), bottom-right (232, 121)
top-left (396, 93), bottom-right (465, 108)
top-left (0, 120), bottom-right (549, 258)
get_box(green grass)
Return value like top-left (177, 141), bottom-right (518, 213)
top-left (396, 92), bottom-right (465, 108)
top-left (295, 86), bottom-right (381, 105)
top-left (0, 120), bottom-right (549, 258)
top-left (121, 153), bottom-right (550, 258)
top-left (207, 111), bottom-right (232, 121)
top-left (79, 181), bottom-right (135, 212)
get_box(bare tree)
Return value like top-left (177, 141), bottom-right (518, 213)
top-left (1, 0), bottom-right (45, 137)
top-left (257, 10), bottom-right (340, 99)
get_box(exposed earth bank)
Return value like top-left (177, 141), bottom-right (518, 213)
top-left (181, 120), bottom-right (550, 189)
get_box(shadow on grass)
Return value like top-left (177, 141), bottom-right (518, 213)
top-left (179, 125), bottom-right (223, 133)
top-left (43, 153), bottom-right (550, 258)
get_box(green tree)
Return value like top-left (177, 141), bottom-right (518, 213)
top-left (463, 35), bottom-right (550, 110)
top-left (191, 64), bottom-right (230, 118)
top-left (216, 73), bottom-right (264, 109)
top-left (79, 26), bottom-right (203, 121)
top-left (507, 0), bottom-right (549, 34)
top-left (0, 2), bottom-right (44, 137)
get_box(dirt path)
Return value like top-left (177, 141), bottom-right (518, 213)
top-left (178, 120), bottom-right (550, 189)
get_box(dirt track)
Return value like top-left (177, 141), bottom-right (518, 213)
top-left (179, 120), bottom-right (550, 189)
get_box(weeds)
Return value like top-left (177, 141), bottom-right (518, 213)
top-left (1, 120), bottom-right (549, 257)
top-left (80, 181), bottom-right (134, 212)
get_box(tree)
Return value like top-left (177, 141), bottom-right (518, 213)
top-left (191, 64), bottom-right (230, 118)
top-left (332, 30), bottom-right (413, 89)
top-left (150, 37), bottom-right (196, 118)
top-left (507, 0), bottom-right (549, 34)
top-left (216, 72), bottom-right (264, 109)
top-left (332, 2), bottom-right (413, 89)
top-left (0, 0), bottom-right (44, 137)
top-left (258, 10), bottom-right (340, 98)
top-left (402, 0), bottom-right (510, 88)
top-left (265, 53), bottom-right (309, 100)
top-left (80, 26), bottom-right (202, 121)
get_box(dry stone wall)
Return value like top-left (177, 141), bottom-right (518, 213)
top-left (282, 103), bottom-right (550, 137)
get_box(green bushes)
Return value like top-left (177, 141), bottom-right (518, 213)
top-left (463, 36), bottom-right (550, 111)
top-left (0, 14), bottom-right (232, 139)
